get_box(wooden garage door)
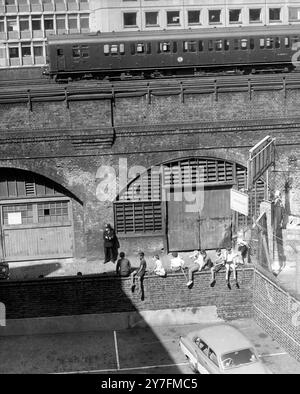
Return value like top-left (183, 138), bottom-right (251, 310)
top-left (167, 186), bottom-right (232, 252)
top-left (0, 200), bottom-right (73, 261)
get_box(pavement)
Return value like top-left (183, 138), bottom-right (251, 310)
top-left (0, 318), bottom-right (299, 374)
top-left (4, 250), bottom-right (234, 281)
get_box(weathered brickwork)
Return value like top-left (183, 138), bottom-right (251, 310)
top-left (253, 267), bottom-right (300, 362)
top-left (0, 86), bottom-right (300, 260)
top-left (0, 268), bottom-right (254, 321)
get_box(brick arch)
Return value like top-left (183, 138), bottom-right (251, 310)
top-left (0, 167), bottom-right (83, 205)
top-left (114, 156), bottom-right (265, 236)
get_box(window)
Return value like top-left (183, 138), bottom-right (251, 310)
top-left (183, 41), bottom-right (196, 53)
top-left (167, 11), bottom-right (180, 25)
top-left (289, 7), bottom-right (300, 22)
top-left (9, 46), bottom-right (19, 58)
top-left (124, 12), bottom-right (137, 27)
top-left (229, 9), bottom-right (241, 24)
top-left (114, 202), bottom-right (162, 234)
top-left (208, 40), bottom-right (213, 51)
top-left (68, 14), bottom-right (78, 29)
top-left (269, 8), bottom-right (281, 22)
top-left (33, 44), bottom-right (43, 57)
top-left (110, 44), bottom-right (118, 55)
top-left (215, 40), bottom-right (223, 51)
top-left (57, 48), bottom-right (63, 56)
top-left (80, 14), bottom-right (89, 29)
top-left (136, 43), bottom-right (145, 53)
top-left (260, 38), bottom-right (265, 49)
top-left (199, 341), bottom-right (209, 356)
top-left (20, 17), bottom-right (30, 31)
top-left (0, 17), bottom-right (4, 33)
top-left (266, 38), bottom-right (273, 49)
top-left (3, 204), bottom-right (33, 226)
top-left (275, 37), bottom-right (281, 49)
top-left (250, 39), bottom-right (255, 50)
top-left (145, 12), bottom-right (158, 27)
top-left (209, 349), bottom-right (219, 367)
top-left (56, 15), bottom-right (66, 30)
top-left (224, 40), bottom-right (230, 51)
top-left (209, 10), bottom-right (221, 24)
top-left (199, 41), bottom-right (203, 51)
top-left (285, 37), bottom-right (290, 48)
top-left (249, 9), bottom-right (261, 23)
top-left (7, 17), bottom-right (18, 32)
top-left (21, 42), bottom-right (31, 57)
top-left (72, 45), bottom-right (80, 58)
top-left (234, 39), bottom-right (239, 50)
top-left (38, 201), bottom-right (69, 224)
top-left (188, 10), bottom-right (201, 25)
top-left (159, 42), bottom-right (170, 53)
top-left (44, 15), bottom-right (54, 30)
top-left (32, 17), bottom-right (41, 30)
top-left (240, 39), bottom-right (248, 50)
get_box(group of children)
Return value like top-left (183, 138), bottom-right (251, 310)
top-left (116, 237), bottom-right (249, 298)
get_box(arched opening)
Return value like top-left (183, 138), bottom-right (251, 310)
top-left (114, 157), bottom-right (265, 252)
top-left (0, 168), bottom-right (82, 262)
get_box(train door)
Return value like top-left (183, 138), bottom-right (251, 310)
top-left (56, 47), bottom-right (65, 71)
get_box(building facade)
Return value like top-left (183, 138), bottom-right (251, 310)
top-left (1, 0), bottom-right (300, 68)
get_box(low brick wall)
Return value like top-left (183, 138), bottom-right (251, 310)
top-left (0, 268), bottom-right (254, 321)
top-left (253, 267), bottom-right (300, 362)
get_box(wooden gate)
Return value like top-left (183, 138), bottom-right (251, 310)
top-left (0, 199), bottom-right (73, 262)
top-left (167, 186), bottom-right (232, 252)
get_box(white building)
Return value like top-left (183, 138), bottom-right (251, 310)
top-left (1, 0), bottom-right (300, 68)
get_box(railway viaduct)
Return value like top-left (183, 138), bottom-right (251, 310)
top-left (0, 74), bottom-right (300, 363)
top-left (0, 75), bottom-right (300, 263)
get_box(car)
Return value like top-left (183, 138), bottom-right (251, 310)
top-left (179, 324), bottom-right (272, 374)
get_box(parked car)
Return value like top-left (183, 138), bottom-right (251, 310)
top-left (0, 262), bottom-right (9, 280)
top-left (179, 324), bottom-right (272, 374)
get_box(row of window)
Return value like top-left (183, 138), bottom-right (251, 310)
top-left (74, 36), bottom-right (298, 59)
top-left (0, 13), bottom-right (89, 34)
top-left (123, 7), bottom-right (300, 28)
top-left (1, 0), bottom-right (88, 6)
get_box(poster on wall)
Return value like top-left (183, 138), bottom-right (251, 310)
top-left (7, 212), bottom-right (22, 225)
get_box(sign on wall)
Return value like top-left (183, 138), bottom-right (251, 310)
top-left (230, 189), bottom-right (249, 216)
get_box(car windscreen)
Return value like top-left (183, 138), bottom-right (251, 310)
top-left (221, 348), bottom-right (258, 370)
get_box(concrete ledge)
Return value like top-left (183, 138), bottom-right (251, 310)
top-left (0, 306), bottom-right (222, 336)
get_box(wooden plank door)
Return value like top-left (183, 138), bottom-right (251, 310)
top-left (199, 187), bottom-right (232, 250)
top-left (167, 191), bottom-right (200, 252)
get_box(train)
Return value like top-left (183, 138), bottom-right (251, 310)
top-left (44, 25), bottom-right (300, 81)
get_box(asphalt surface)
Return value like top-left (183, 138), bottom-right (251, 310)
top-left (0, 319), bottom-right (299, 374)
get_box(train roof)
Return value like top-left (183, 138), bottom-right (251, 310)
top-left (47, 25), bottom-right (300, 45)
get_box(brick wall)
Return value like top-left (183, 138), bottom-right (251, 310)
top-left (253, 267), bottom-right (300, 361)
top-left (0, 87), bottom-right (300, 260)
top-left (0, 268), bottom-right (254, 321)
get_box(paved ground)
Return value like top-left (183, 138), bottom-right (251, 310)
top-left (0, 319), bottom-right (299, 374)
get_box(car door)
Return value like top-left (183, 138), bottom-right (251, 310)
top-left (195, 340), bottom-right (211, 374)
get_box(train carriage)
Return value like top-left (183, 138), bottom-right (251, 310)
top-left (45, 25), bottom-right (300, 81)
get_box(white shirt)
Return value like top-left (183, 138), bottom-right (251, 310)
top-left (170, 256), bottom-right (185, 270)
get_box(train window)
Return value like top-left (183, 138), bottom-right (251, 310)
top-left (208, 40), bottom-right (213, 51)
top-left (266, 38), bottom-right (273, 49)
top-left (215, 40), bottom-right (223, 51)
top-left (285, 37), bottom-right (290, 48)
top-left (173, 42), bottom-right (178, 53)
top-left (160, 42), bottom-right (171, 52)
top-left (250, 39), bottom-right (255, 50)
top-left (234, 39), bottom-right (239, 50)
top-left (110, 44), bottom-right (119, 55)
top-left (184, 41), bottom-right (196, 52)
top-left (120, 44), bottom-right (125, 54)
top-left (146, 43), bottom-right (152, 54)
top-left (81, 45), bottom-right (89, 58)
top-left (240, 39), bottom-right (248, 50)
top-left (136, 43), bottom-right (145, 53)
top-left (275, 37), bottom-right (280, 49)
top-left (198, 41), bottom-right (203, 51)
top-left (131, 43), bottom-right (136, 55)
top-left (104, 44), bottom-right (109, 55)
top-left (57, 48), bottom-right (64, 56)
top-left (72, 46), bottom-right (80, 58)
top-left (224, 40), bottom-right (230, 51)
top-left (260, 38), bottom-right (265, 49)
